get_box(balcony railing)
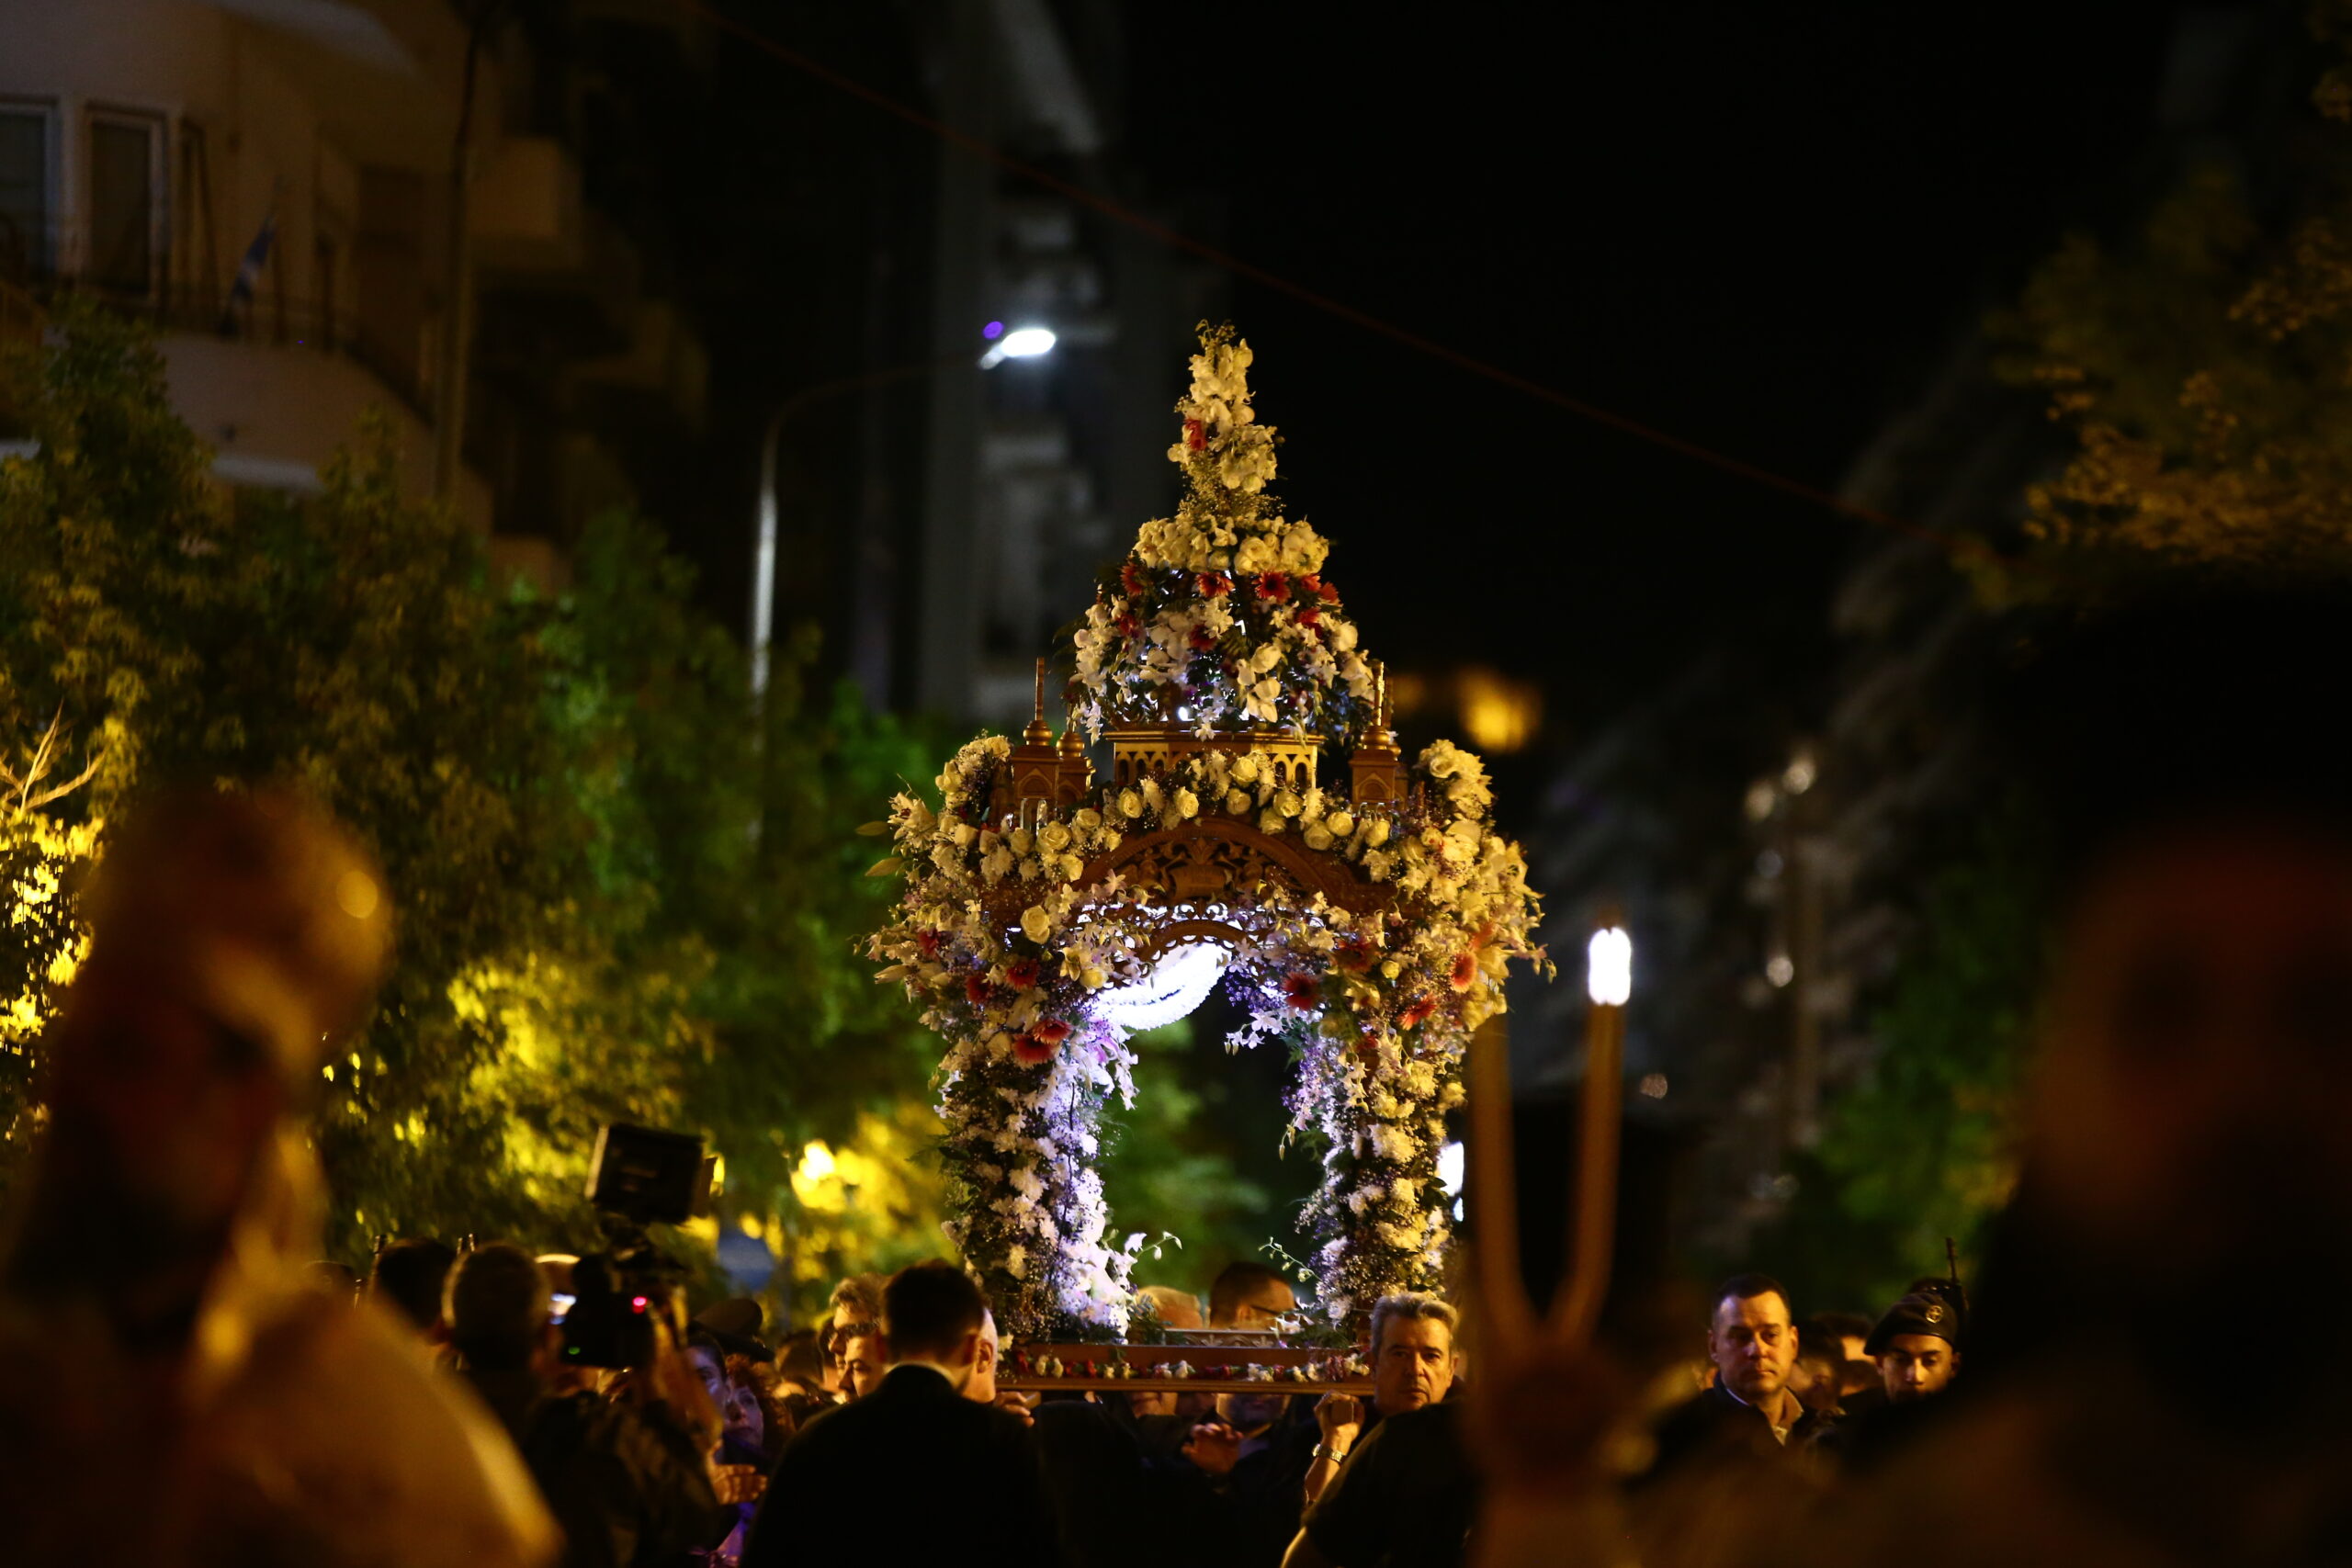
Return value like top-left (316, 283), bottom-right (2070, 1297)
top-left (5, 276), bottom-right (435, 424)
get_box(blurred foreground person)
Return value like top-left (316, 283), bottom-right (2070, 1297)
top-left (448, 1246), bottom-right (731, 1568)
top-left (1466, 589), bottom-right (2352, 1566)
top-left (1810, 588), bottom-right (2352, 1561)
top-left (0, 789), bottom-right (553, 1567)
top-left (744, 1261), bottom-right (1053, 1567)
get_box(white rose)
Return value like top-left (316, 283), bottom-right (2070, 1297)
top-left (1074, 807), bottom-right (1103, 832)
top-left (1117, 788), bottom-right (1143, 818)
top-left (1226, 789), bottom-right (1252, 816)
top-left (1364, 818), bottom-right (1392, 848)
top-left (1259, 808), bottom-right (1288, 835)
top-left (1010, 827), bottom-right (1035, 856)
top-left (1174, 788), bottom-right (1200, 819)
top-left (1232, 755), bottom-right (1261, 784)
top-left (1234, 536), bottom-right (1276, 574)
top-left (954, 823), bottom-right (978, 848)
top-left (1021, 906), bottom-right (1052, 943)
top-left (1327, 810), bottom-right (1356, 839)
top-left (1304, 823), bottom-right (1335, 852)
top-left (1060, 853), bottom-right (1084, 881)
top-left (1039, 820), bottom-right (1072, 853)
top-left (1274, 789), bottom-right (1303, 818)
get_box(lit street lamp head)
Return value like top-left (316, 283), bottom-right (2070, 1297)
top-left (978, 324), bottom-right (1057, 367)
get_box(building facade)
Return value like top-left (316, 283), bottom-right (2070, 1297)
top-left (0, 0), bottom-right (709, 577)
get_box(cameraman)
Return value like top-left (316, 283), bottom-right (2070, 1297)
top-left (449, 1244), bottom-right (739, 1568)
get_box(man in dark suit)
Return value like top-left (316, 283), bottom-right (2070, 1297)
top-left (742, 1261), bottom-right (1056, 1567)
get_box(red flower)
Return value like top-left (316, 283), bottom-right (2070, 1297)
top-left (915, 929), bottom-right (944, 958)
top-left (1121, 562), bottom-right (1148, 596)
top-left (1397, 994), bottom-right (1438, 1030)
top-left (966, 975), bottom-right (995, 1006)
top-left (1012, 1032), bottom-right (1058, 1065)
top-left (1188, 626), bottom-right (1216, 651)
top-left (1184, 417), bottom-right (1207, 451)
top-left (1334, 935), bottom-right (1374, 975)
top-left (1355, 1031), bottom-right (1385, 1065)
top-left (1034, 1017), bottom-right (1073, 1045)
top-left (1114, 613), bottom-right (1140, 639)
top-left (1283, 972), bottom-right (1322, 1011)
top-left (1254, 571), bottom-right (1291, 604)
top-left (1296, 606), bottom-right (1321, 629)
top-left (1449, 951), bottom-right (1478, 992)
top-left (1196, 572), bottom-right (1234, 598)
top-left (1006, 958), bottom-right (1043, 989)
top-left (1315, 578), bottom-right (1340, 604)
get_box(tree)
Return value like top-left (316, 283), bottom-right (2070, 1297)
top-left (0, 303), bottom-right (947, 1321)
top-left (1989, 2), bottom-right (2352, 593)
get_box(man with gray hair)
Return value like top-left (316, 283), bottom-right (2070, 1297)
top-left (1303, 1292), bottom-right (1463, 1506)
top-left (1283, 1292), bottom-right (1475, 1567)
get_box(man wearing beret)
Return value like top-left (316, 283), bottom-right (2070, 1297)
top-left (1867, 1292), bottom-right (1962, 1405)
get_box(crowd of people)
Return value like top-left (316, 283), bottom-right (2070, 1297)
top-left (4, 592), bottom-right (2350, 1567)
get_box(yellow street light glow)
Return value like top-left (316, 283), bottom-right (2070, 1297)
top-left (1457, 666), bottom-right (1542, 754)
top-left (796, 1141), bottom-right (837, 1185)
top-left (1587, 926), bottom-right (1633, 1006)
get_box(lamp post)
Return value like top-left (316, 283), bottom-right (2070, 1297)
top-left (433, 0), bottom-right (505, 506)
top-left (749, 324), bottom-right (1057, 705)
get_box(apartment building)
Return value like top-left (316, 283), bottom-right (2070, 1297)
top-left (0, 0), bottom-right (708, 571)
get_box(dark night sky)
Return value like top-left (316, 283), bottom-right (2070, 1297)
top-left (1114, 4), bottom-right (2182, 741)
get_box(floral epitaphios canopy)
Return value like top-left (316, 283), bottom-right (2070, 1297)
top-left (865, 326), bottom-right (1549, 1337)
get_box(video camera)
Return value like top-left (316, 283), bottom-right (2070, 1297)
top-left (560, 1122), bottom-right (718, 1370)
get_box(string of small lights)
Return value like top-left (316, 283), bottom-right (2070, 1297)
top-left (662, 0), bottom-right (1973, 560)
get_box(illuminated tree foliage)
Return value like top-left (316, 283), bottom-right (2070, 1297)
top-left (1988, 1), bottom-right (2352, 594)
top-left (0, 302), bottom-right (944, 1315)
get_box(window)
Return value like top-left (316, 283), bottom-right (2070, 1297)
top-left (87, 109), bottom-right (164, 298)
top-left (0, 104), bottom-right (51, 285)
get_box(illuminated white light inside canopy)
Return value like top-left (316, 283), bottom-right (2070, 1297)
top-left (1098, 942), bottom-right (1230, 1034)
top-left (1438, 1141), bottom-right (1466, 1221)
top-left (1588, 926), bottom-right (1633, 1006)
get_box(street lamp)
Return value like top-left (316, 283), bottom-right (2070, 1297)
top-left (750, 323), bottom-right (1058, 705)
top-left (978, 324), bottom-right (1057, 368)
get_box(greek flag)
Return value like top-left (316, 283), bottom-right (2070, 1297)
top-left (217, 207), bottom-right (276, 335)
